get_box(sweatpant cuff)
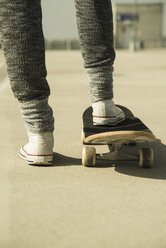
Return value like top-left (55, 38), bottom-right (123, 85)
top-left (18, 97), bottom-right (55, 133)
top-left (85, 65), bottom-right (114, 103)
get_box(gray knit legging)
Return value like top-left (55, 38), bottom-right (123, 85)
top-left (0, 0), bottom-right (115, 133)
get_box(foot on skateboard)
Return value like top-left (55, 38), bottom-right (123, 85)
top-left (82, 105), bottom-right (156, 168)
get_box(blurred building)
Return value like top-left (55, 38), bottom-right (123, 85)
top-left (112, 0), bottom-right (166, 49)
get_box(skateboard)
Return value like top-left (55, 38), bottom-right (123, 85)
top-left (82, 105), bottom-right (156, 168)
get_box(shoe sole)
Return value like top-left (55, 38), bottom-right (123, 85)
top-left (19, 147), bottom-right (53, 165)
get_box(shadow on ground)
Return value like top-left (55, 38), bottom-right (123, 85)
top-left (52, 153), bottom-right (82, 166)
top-left (32, 153), bottom-right (81, 167)
top-left (36, 140), bottom-right (166, 180)
top-left (95, 140), bottom-right (166, 180)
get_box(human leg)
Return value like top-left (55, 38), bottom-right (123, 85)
top-left (74, 0), bottom-right (125, 125)
top-left (0, 0), bottom-right (54, 164)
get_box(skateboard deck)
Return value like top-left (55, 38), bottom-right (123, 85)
top-left (82, 105), bottom-right (156, 167)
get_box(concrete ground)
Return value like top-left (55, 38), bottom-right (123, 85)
top-left (0, 49), bottom-right (166, 248)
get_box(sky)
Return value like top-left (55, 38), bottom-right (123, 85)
top-left (41, 0), bottom-right (78, 40)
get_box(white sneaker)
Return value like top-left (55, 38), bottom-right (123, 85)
top-left (19, 131), bottom-right (54, 165)
top-left (92, 99), bottom-right (125, 126)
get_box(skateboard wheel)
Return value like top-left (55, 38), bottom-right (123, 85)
top-left (82, 146), bottom-right (96, 167)
top-left (139, 148), bottom-right (154, 168)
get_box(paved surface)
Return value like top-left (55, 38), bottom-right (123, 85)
top-left (0, 49), bottom-right (166, 248)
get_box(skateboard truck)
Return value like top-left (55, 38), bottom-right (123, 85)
top-left (82, 143), bottom-right (154, 168)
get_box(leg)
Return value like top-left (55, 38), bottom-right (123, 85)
top-left (0, 0), bottom-right (54, 165)
top-left (74, 0), bottom-right (125, 125)
top-left (74, 0), bottom-right (115, 102)
top-left (0, 0), bottom-right (54, 133)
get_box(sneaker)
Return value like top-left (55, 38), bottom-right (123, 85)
top-left (19, 131), bottom-right (54, 165)
top-left (92, 99), bottom-right (125, 126)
